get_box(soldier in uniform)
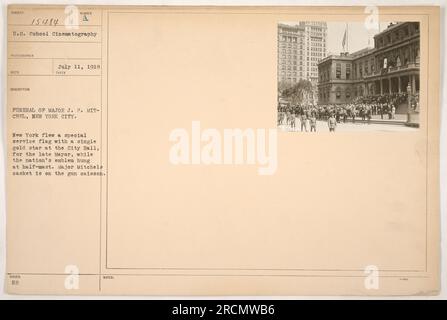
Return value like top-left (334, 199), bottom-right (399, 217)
top-left (366, 107), bottom-right (372, 124)
top-left (288, 111), bottom-right (295, 131)
top-left (328, 114), bottom-right (337, 132)
top-left (310, 114), bottom-right (317, 132)
top-left (300, 113), bottom-right (308, 132)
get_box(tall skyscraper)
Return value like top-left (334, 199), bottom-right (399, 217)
top-left (300, 21), bottom-right (327, 83)
top-left (278, 22), bottom-right (327, 84)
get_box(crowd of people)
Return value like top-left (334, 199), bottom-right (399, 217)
top-left (278, 93), bottom-right (418, 132)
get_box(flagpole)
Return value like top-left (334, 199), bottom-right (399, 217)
top-left (342, 23), bottom-right (348, 53)
top-left (342, 23), bottom-right (347, 53)
top-left (346, 22), bottom-right (349, 53)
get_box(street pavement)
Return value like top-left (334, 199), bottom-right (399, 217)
top-left (279, 119), bottom-right (418, 132)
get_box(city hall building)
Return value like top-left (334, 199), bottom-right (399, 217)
top-left (317, 22), bottom-right (420, 105)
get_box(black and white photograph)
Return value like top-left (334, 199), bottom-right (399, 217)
top-left (277, 21), bottom-right (420, 132)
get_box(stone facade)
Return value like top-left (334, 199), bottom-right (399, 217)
top-left (317, 22), bottom-right (420, 105)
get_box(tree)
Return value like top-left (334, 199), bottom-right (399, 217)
top-left (278, 80), bottom-right (294, 94)
top-left (280, 79), bottom-right (313, 105)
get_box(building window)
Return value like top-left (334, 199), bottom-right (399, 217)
top-left (346, 64), bottom-right (351, 79)
top-left (336, 63), bottom-right (341, 79)
top-left (336, 87), bottom-right (341, 99)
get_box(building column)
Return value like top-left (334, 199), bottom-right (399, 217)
top-left (398, 76), bottom-right (401, 93)
top-left (380, 79), bottom-right (383, 95)
top-left (412, 74), bottom-right (416, 94)
top-left (388, 77), bottom-right (392, 94)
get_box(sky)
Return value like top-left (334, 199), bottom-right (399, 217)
top-left (281, 21), bottom-right (391, 56)
top-left (325, 21), bottom-right (390, 55)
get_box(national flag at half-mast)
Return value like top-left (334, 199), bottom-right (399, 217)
top-left (342, 23), bottom-right (348, 52)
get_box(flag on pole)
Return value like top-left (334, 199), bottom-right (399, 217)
top-left (342, 26), bottom-right (347, 51)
